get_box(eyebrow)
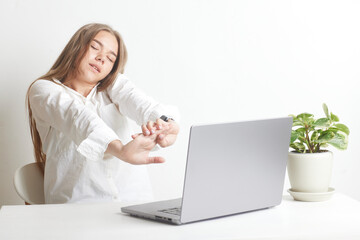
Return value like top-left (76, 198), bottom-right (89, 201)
top-left (93, 39), bottom-right (117, 58)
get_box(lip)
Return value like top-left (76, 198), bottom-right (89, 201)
top-left (89, 63), bottom-right (101, 73)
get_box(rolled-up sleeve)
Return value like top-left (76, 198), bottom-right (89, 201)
top-left (106, 74), bottom-right (180, 125)
top-left (29, 80), bottom-right (119, 161)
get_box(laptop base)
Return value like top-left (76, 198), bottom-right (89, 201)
top-left (121, 198), bottom-right (182, 225)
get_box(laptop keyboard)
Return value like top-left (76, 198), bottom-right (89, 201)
top-left (158, 207), bottom-right (182, 216)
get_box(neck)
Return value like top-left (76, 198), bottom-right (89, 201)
top-left (63, 76), bottom-right (96, 97)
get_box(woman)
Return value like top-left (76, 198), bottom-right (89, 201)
top-left (26, 23), bottom-right (180, 204)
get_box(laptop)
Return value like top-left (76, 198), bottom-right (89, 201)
top-left (121, 117), bottom-right (292, 225)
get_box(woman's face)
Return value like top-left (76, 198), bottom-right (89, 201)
top-left (76, 30), bottom-right (118, 85)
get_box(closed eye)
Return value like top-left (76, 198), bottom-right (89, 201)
top-left (91, 45), bottom-right (98, 50)
top-left (107, 56), bottom-right (115, 63)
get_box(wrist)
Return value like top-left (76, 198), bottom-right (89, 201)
top-left (106, 140), bottom-right (125, 160)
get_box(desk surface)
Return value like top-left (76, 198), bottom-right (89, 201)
top-left (1, 193), bottom-right (360, 240)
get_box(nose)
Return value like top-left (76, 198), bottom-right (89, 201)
top-left (96, 54), bottom-right (105, 64)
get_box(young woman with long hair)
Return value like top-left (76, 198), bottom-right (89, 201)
top-left (26, 23), bottom-right (179, 204)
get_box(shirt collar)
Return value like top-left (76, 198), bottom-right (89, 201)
top-left (53, 78), bottom-right (100, 99)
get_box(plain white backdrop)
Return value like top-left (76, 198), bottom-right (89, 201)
top-left (0, 0), bottom-right (359, 206)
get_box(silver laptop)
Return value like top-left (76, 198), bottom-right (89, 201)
top-left (121, 117), bottom-right (292, 225)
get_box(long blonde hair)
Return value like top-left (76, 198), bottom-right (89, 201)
top-left (26, 23), bottom-right (128, 171)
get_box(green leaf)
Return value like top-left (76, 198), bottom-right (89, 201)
top-left (328, 132), bottom-right (348, 150)
top-left (334, 123), bottom-right (350, 135)
top-left (298, 136), bottom-right (307, 143)
top-left (307, 118), bottom-right (315, 127)
top-left (320, 143), bottom-right (329, 148)
top-left (293, 121), bottom-right (304, 127)
top-left (297, 113), bottom-right (314, 120)
top-left (316, 131), bottom-right (335, 143)
top-left (290, 131), bottom-right (299, 143)
top-left (323, 103), bottom-right (330, 119)
top-left (311, 130), bottom-right (320, 141)
top-left (330, 112), bottom-right (339, 122)
top-left (295, 127), bottom-right (306, 135)
top-left (290, 142), bottom-right (306, 153)
top-left (327, 127), bottom-right (339, 133)
top-left (313, 118), bottom-right (331, 128)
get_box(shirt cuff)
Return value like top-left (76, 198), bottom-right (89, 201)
top-left (149, 109), bottom-right (162, 123)
top-left (77, 127), bottom-right (119, 161)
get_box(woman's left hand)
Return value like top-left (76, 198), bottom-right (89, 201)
top-left (132, 118), bottom-right (180, 148)
top-left (155, 119), bottom-right (179, 147)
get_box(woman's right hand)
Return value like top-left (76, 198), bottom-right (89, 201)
top-left (120, 133), bottom-right (165, 165)
top-left (106, 131), bottom-right (165, 165)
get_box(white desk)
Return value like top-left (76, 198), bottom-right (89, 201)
top-left (1, 193), bottom-right (360, 240)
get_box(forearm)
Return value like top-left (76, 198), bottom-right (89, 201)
top-left (106, 75), bottom-right (180, 125)
top-left (30, 80), bottom-right (119, 161)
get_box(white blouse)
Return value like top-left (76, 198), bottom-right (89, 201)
top-left (28, 74), bottom-right (179, 204)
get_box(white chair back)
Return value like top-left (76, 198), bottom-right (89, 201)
top-left (13, 162), bottom-right (45, 204)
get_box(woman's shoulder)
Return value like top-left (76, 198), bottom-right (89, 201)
top-left (29, 79), bottom-right (64, 95)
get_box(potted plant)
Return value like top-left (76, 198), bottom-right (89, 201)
top-left (287, 103), bottom-right (350, 201)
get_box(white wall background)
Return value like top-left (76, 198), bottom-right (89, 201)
top-left (0, 0), bottom-right (359, 206)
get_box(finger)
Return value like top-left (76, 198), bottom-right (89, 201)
top-left (155, 118), bottom-right (165, 130)
top-left (157, 134), bottom-right (165, 141)
top-left (146, 156), bottom-right (165, 164)
top-left (139, 131), bottom-right (158, 142)
top-left (147, 121), bottom-right (156, 134)
top-left (156, 134), bottom-right (168, 148)
top-left (142, 124), bottom-right (150, 136)
top-left (131, 133), bottom-right (142, 139)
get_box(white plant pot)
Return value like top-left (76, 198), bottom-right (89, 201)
top-left (287, 151), bottom-right (333, 193)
